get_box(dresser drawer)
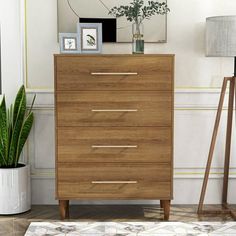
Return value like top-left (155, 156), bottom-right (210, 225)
top-left (56, 91), bottom-right (172, 127)
top-left (57, 163), bottom-right (171, 199)
top-left (55, 55), bottom-right (173, 91)
top-left (58, 181), bottom-right (171, 199)
top-left (57, 127), bottom-right (172, 163)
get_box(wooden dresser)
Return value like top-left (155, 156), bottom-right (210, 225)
top-left (54, 54), bottom-right (174, 220)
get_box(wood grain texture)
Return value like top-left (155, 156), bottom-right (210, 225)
top-left (57, 181), bottom-right (171, 200)
top-left (57, 163), bottom-right (171, 199)
top-left (57, 127), bottom-right (171, 163)
top-left (54, 54), bottom-right (174, 220)
top-left (55, 55), bottom-right (174, 91)
top-left (59, 200), bottom-right (69, 220)
top-left (222, 78), bottom-right (235, 204)
top-left (163, 200), bottom-right (171, 220)
top-left (0, 205), bottom-right (234, 235)
top-left (57, 91), bottom-right (172, 127)
top-left (58, 163), bottom-right (171, 182)
top-left (198, 77), bottom-right (229, 214)
top-left (54, 56), bottom-right (59, 201)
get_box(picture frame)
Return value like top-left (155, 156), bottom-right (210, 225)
top-left (77, 23), bottom-right (102, 54)
top-left (59, 33), bottom-right (81, 53)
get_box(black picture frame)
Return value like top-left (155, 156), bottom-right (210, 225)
top-left (79, 18), bottom-right (117, 43)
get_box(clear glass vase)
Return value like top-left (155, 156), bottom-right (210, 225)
top-left (132, 22), bottom-right (144, 54)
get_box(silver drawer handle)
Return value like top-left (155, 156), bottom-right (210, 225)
top-left (92, 181), bottom-right (138, 184)
top-left (91, 109), bottom-right (138, 112)
top-left (92, 145), bottom-right (138, 148)
top-left (91, 72), bottom-right (138, 76)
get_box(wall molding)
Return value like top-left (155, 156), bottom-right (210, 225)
top-left (30, 168), bottom-right (236, 180)
top-left (26, 88), bottom-right (230, 110)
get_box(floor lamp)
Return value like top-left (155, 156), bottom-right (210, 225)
top-left (198, 16), bottom-right (236, 219)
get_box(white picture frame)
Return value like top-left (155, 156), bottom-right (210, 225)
top-left (59, 33), bottom-right (81, 53)
top-left (77, 23), bottom-right (102, 54)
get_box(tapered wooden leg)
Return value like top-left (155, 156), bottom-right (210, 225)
top-left (222, 78), bottom-right (235, 204)
top-left (198, 77), bottom-right (229, 214)
top-left (59, 200), bottom-right (69, 220)
top-left (163, 200), bottom-right (170, 220)
top-left (66, 200), bottom-right (69, 218)
top-left (160, 200), bottom-right (164, 208)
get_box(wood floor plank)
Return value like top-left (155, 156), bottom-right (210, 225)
top-left (0, 205), bottom-right (234, 236)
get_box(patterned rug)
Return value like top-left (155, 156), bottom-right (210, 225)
top-left (25, 222), bottom-right (236, 235)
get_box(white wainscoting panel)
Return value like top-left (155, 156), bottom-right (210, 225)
top-left (28, 110), bottom-right (55, 171)
top-left (175, 110), bottom-right (236, 168)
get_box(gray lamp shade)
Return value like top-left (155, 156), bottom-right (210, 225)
top-left (206, 16), bottom-right (236, 57)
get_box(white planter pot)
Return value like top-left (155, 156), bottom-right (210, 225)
top-left (0, 164), bottom-right (31, 214)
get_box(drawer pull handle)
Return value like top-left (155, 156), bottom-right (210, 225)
top-left (92, 145), bottom-right (138, 148)
top-left (92, 109), bottom-right (138, 112)
top-left (92, 181), bottom-right (138, 184)
top-left (91, 72), bottom-right (138, 76)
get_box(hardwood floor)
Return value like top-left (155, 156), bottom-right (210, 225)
top-left (0, 205), bottom-right (235, 236)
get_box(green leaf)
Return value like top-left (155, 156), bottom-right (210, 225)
top-left (15, 112), bottom-right (34, 167)
top-left (13, 85), bottom-right (25, 125)
top-left (0, 86), bottom-right (35, 168)
top-left (0, 148), bottom-right (7, 167)
top-left (28, 94), bottom-right (36, 114)
top-left (8, 87), bottom-right (26, 166)
top-left (108, 0), bottom-right (169, 23)
top-left (0, 97), bottom-right (8, 163)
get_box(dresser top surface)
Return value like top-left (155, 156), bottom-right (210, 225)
top-left (54, 54), bottom-right (175, 58)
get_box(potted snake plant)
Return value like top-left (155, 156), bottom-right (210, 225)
top-left (0, 85), bottom-right (35, 214)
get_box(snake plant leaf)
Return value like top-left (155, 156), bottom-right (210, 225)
top-left (28, 94), bottom-right (36, 114)
top-left (15, 112), bottom-right (34, 167)
top-left (0, 86), bottom-right (35, 168)
top-left (0, 148), bottom-right (6, 167)
top-left (0, 97), bottom-right (8, 161)
top-left (0, 106), bottom-right (7, 167)
top-left (8, 88), bottom-right (26, 166)
top-left (8, 105), bottom-right (14, 149)
top-left (13, 85), bottom-right (25, 125)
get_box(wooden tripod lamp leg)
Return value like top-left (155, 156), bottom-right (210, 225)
top-left (198, 77), bottom-right (229, 214)
top-left (222, 78), bottom-right (235, 205)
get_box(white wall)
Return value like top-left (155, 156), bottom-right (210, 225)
top-left (2, 0), bottom-right (236, 205)
top-left (0, 0), bottom-right (24, 103)
top-left (103, 0), bottom-right (235, 87)
top-left (25, 0), bottom-right (236, 90)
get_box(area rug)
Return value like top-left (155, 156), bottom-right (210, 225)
top-left (25, 222), bottom-right (236, 235)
